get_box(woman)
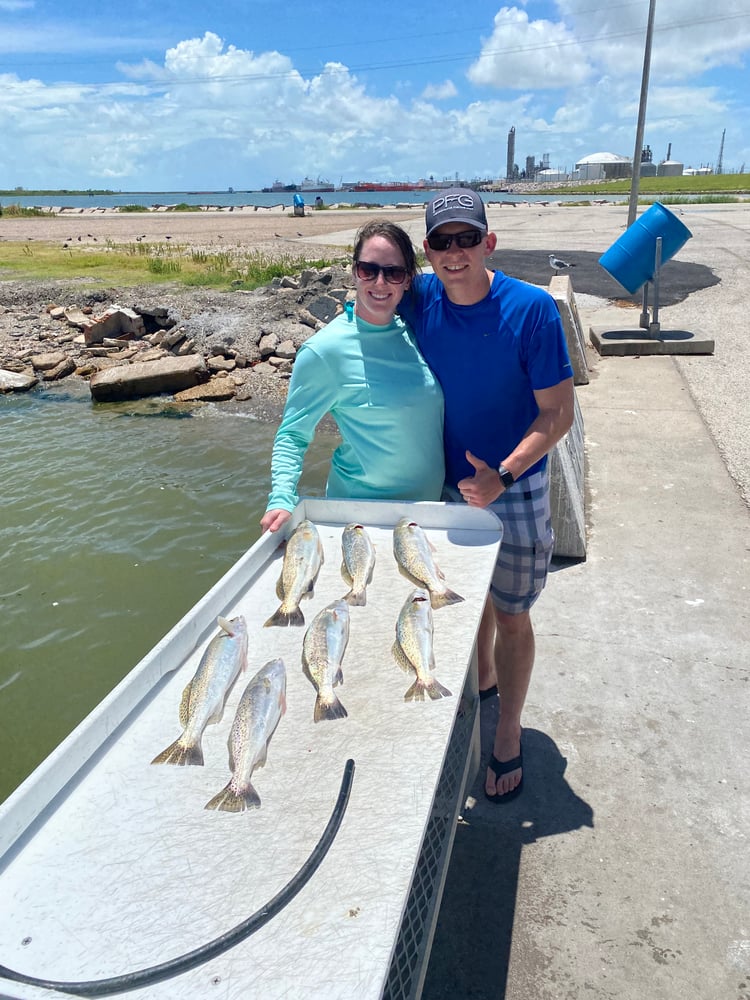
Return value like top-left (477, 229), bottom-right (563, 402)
top-left (261, 220), bottom-right (444, 532)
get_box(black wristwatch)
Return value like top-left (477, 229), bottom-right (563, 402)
top-left (497, 465), bottom-right (515, 488)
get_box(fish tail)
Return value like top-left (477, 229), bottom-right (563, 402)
top-left (343, 588), bottom-right (366, 607)
top-left (151, 738), bottom-right (204, 766)
top-left (204, 781), bottom-right (261, 812)
top-left (405, 676), bottom-right (452, 702)
top-left (404, 678), bottom-right (427, 702)
top-left (264, 605), bottom-right (305, 627)
top-left (314, 693), bottom-right (348, 723)
top-left (430, 587), bottom-right (464, 609)
top-left (426, 678), bottom-right (452, 700)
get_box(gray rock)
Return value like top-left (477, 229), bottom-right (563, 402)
top-left (30, 352), bottom-right (67, 371)
top-left (258, 333), bottom-right (278, 357)
top-left (305, 294), bottom-right (342, 325)
top-left (42, 357), bottom-right (77, 381)
top-left (0, 369), bottom-right (38, 393)
top-left (89, 355), bottom-right (208, 402)
top-left (208, 356), bottom-right (236, 373)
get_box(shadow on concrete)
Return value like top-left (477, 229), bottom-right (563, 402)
top-left (421, 726), bottom-right (594, 1000)
top-left (485, 249), bottom-right (720, 307)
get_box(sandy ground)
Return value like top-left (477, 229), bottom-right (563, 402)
top-left (0, 205), bottom-right (425, 259)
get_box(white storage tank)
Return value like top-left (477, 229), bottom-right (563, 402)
top-left (575, 152), bottom-right (632, 181)
top-left (657, 160), bottom-right (684, 177)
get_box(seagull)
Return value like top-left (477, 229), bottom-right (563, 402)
top-left (549, 253), bottom-right (576, 275)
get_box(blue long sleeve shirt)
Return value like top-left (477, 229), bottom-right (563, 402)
top-left (266, 309), bottom-right (445, 512)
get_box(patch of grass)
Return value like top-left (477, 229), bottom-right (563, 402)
top-left (544, 173), bottom-right (750, 197)
top-left (0, 239), bottom-right (344, 290)
top-left (655, 194), bottom-right (742, 205)
top-left (0, 203), bottom-right (49, 217)
top-left (165, 203), bottom-right (202, 212)
top-left (117, 204), bottom-right (150, 213)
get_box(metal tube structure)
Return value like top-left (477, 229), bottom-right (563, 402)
top-left (627, 0), bottom-right (657, 228)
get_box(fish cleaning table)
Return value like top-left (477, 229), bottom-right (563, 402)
top-left (0, 499), bottom-right (502, 1000)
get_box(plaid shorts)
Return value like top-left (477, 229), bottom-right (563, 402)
top-left (443, 468), bottom-right (554, 614)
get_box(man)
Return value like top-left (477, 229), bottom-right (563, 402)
top-left (400, 188), bottom-right (574, 802)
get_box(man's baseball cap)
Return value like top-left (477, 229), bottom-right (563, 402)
top-left (425, 187), bottom-right (488, 237)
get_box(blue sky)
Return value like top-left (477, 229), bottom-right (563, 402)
top-left (1, 0), bottom-right (748, 190)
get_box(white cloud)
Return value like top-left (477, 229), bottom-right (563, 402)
top-left (421, 79), bottom-right (457, 100)
top-left (467, 6), bottom-right (592, 89)
top-left (1, 18), bottom-right (749, 188)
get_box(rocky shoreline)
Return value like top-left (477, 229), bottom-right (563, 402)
top-left (0, 264), bottom-right (357, 421)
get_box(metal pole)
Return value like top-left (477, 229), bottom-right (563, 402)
top-left (650, 236), bottom-right (662, 337)
top-left (627, 0), bottom-right (657, 228)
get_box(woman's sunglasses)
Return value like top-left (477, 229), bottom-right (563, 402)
top-left (354, 260), bottom-right (408, 285)
top-left (426, 229), bottom-right (484, 252)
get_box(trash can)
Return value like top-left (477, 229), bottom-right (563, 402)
top-left (293, 193), bottom-right (305, 218)
top-left (598, 202), bottom-right (692, 294)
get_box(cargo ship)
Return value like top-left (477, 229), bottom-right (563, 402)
top-left (349, 181), bottom-right (430, 192)
top-left (299, 176), bottom-right (335, 192)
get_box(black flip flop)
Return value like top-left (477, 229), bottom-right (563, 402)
top-left (485, 746), bottom-right (523, 804)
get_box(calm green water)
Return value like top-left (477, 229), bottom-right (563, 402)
top-left (0, 382), bottom-right (334, 803)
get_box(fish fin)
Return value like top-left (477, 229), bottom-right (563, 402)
top-left (427, 677), bottom-right (452, 700)
top-left (430, 587), bottom-right (465, 609)
top-left (151, 737), bottom-right (204, 766)
top-left (391, 640), bottom-right (414, 674)
top-left (397, 564), bottom-right (426, 588)
top-left (275, 574), bottom-right (285, 601)
top-left (204, 782), bottom-right (261, 812)
top-left (341, 561), bottom-right (354, 587)
top-left (333, 666), bottom-right (345, 688)
top-left (404, 678), bottom-right (426, 701)
top-left (264, 605), bottom-right (305, 627)
top-left (216, 616), bottom-right (234, 636)
top-left (314, 693), bottom-right (348, 723)
top-left (178, 681), bottom-right (193, 728)
top-left (343, 589), bottom-right (366, 606)
top-left (301, 579), bottom-right (316, 601)
top-left (404, 675), bottom-right (452, 702)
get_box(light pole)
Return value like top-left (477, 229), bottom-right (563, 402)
top-left (627, 0), bottom-right (657, 228)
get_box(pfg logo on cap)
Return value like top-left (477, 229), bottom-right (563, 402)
top-left (425, 187), bottom-right (488, 235)
top-left (431, 192), bottom-right (478, 215)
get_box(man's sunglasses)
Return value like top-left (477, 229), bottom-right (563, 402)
top-left (354, 260), bottom-right (408, 284)
top-left (426, 229), bottom-right (484, 252)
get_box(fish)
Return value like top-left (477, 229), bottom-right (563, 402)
top-left (340, 522), bottom-right (376, 606)
top-left (204, 658), bottom-right (287, 812)
top-left (392, 588), bottom-right (452, 701)
top-left (152, 615), bottom-right (248, 766)
top-left (264, 519), bottom-right (325, 627)
top-left (302, 599), bottom-right (350, 722)
top-left (392, 516), bottom-right (464, 609)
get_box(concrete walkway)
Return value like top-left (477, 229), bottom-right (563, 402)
top-left (422, 347), bottom-right (749, 1000)
top-left (303, 204), bottom-right (749, 998)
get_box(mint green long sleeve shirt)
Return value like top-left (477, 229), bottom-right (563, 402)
top-left (265, 309), bottom-right (445, 512)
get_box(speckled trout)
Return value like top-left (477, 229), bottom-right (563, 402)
top-left (204, 658), bottom-right (287, 812)
top-left (151, 615), bottom-right (248, 766)
top-left (302, 599), bottom-right (350, 722)
top-left (340, 522), bottom-right (376, 606)
top-left (392, 517), bottom-right (464, 610)
top-left (393, 589), bottom-right (452, 701)
top-left (264, 519), bottom-right (324, 627)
